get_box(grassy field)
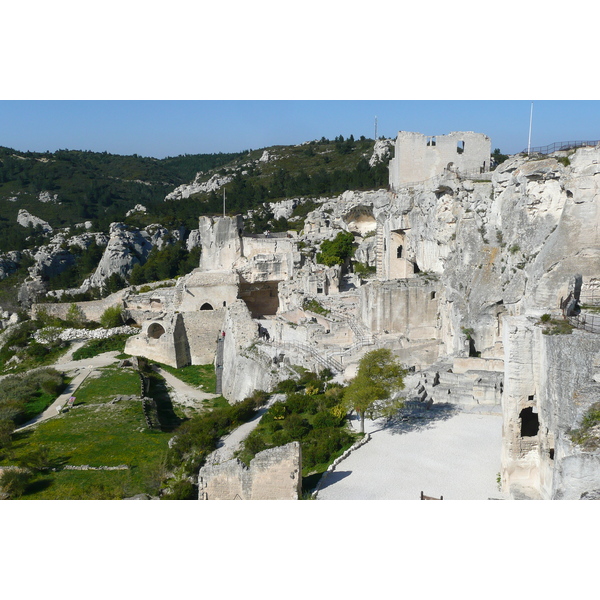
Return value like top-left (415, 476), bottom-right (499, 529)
top-left (73, 367), bottom-right (141, 406)
top-left (155, 362), bottom-right (217, 393)
top-left (3, 398), bottom-right (171, 499)
top-left (0, 366), bottom-right (179, 499)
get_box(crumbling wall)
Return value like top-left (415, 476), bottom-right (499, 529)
top-left (501, 316), bottom-right (600, 499)
top-left (221, 300), bottom-right (273, 402)
top-left (359, 279), bottom-right (439, 340)
top-left (198, 442), bottom-right (302, 500)
top-left (198, 215), bottom-right (244, 271)
top-left (389, 131), bottom-right (491, 189)
top-left (181, 309), bottom-right (225, 364)
top-left (31, 289), bottom-right (129, 322)
top-left (124, 312), bottom-right (191, 368)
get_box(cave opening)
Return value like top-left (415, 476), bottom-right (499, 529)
top-left (520, 407), bottom-right (539, 437)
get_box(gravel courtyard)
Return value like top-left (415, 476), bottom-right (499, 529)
top-left (317, 404), bottom-right (508, 500)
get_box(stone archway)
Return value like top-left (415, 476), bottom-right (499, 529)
top-left (200, 302), bottom-right (214, 310)
top-left (148, 323), bottom-right (166, 339)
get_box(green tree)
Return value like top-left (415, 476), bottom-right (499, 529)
top-left (344, 349), bottom-right (407, 433)
top-left (317, 231), bottom-right (355, 267)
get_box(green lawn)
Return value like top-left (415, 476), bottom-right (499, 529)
top-left (0, 366), bottom-right (178, 499)
top-left (3, 399), bottom-right (171, 499)
top-left (73, 367), bottom-right (141, 405)
top-left (155, 363), bottom-right (217, 393)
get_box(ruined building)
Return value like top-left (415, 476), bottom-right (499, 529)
top-left (389, 131), bottom-right (491, 189)
top-left (54, 131), bottom-right (600, 500)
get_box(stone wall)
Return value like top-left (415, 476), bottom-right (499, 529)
top-left (501, 315), bottom-right (600, 499)
top-left (32, 289), bottom-right (129, 322)
top-left (221, 300), bottom-right (273, 402)
top-left (181, 310), bottom-right (225, 364)
top-left (198, 215), bottom-right (244, 271)
top-left (124, 312), bottom-right (191, 368)
top-left (198, 441), bottom-right (302, 500)
top-left (359, 279), bottom-right (439, 340)
top-left (389, 131), bottom-right (491, 189)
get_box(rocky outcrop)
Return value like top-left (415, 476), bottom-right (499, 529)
top-left (368, 138), bottom-right (394, 167)
top-left (164, 173), bottom-right (233, 201)
top-left (17, 209), bottom-right (52, 233)
top-left (86, 223), bottom-right (153, 288)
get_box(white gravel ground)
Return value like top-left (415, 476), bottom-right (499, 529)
top-left (317, 405), bottom-right (508, 500)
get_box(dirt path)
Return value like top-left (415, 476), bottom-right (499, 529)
top-left (152, 366), bottom-right (220, 410)
top-left (11, 349), bottom-right (123, 430)
top-left (204, 394), bottom-right (285, 465)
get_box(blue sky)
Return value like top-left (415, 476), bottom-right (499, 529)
top-left (1, 100), bottom-right (599, 159)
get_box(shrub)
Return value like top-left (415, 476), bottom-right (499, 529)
top-left (100, 305), bottom-right (123, 329)
top-left (275, 379), bottom-right (298, 394)
top-left (0, 469), bottom-right (33, 499)
top-left (313, 410), bottom-right (343, 429)
top-left (316, 231), bottom-right (355, 267)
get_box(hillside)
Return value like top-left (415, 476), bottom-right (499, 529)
top-left (0, 136), bottom-right (389, 251)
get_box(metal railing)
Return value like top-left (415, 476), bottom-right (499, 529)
top-left (520, 140), bottom-right (600, 155)
top-left (567, 313), bottom-right (600, 334)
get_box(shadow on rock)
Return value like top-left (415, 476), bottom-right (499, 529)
top-left (318, 470), bottom-right (352, 490)
top-left (373, 402), bottom-right (461, 435)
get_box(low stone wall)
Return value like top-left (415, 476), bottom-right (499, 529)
top-left (198, 441), bottom-right (302, 500)
top-left (34, 325), bottom-right (138, 344)
top-left (32, 289), bottom-right (129, 322)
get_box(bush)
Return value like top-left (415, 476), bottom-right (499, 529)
top-left (0, 469), bottom-right (33, 499)
top-left (316, 231), bottom-right (355, 267)
top-left (275, 379), bottom-right (298, 394)
top-left (162, 479), bottom-right (196, 500)
top-left (100, 305), bottom-right (123, 329)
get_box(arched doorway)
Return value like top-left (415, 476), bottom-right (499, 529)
top-left (148, 323), bottom-right (166, 339)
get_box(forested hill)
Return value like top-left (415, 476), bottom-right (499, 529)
top-left (0, 136), bottom-right (389, 253)
top-left (0, 147), bottom-right (244, 252)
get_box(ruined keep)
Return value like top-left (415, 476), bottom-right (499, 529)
top-left (389, 131), bottom-right (491, 189)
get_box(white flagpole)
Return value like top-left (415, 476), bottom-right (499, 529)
top-left (527, 102), bottom-right (534, 155)
top-left (223, 188), bottom-right (226, 217)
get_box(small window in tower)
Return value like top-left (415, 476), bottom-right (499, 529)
top-left (427, 136), bottom-right (437, 147)
top-left (457, 140), bottom-right (465, 154)
top-left (430, 291), bottom-right (436, 300)
top-left (396, 245), bottom-right (403, 258)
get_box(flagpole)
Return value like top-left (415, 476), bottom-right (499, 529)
top-left (527, 102), bottom-right (534, 155)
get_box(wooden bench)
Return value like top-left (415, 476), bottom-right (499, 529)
top-left (420, 491), bottom-right (443, 500)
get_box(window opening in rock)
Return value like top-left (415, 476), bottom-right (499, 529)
top-left (427, 136), bottom-right (437, 147)
top-left (317, 287), bottom-right (323, 294)
top-left (430, 291), bottom-right (436, 300)
top-left (397, 245), bottom-right (403, 259)
top-left (457, 140), bottom-right (465, 154)
top-left (468, 338), bottom-right (480, 358)
top-left (549, 448), bottom-right (555, 460)
top-left (223, 301), bottom-right (227, 307)
top-left (519, 407), bottom-right (539, 437)
top-left (413, 262), bottom-right (421, 273)
top-left (148, 323), bottom-right (166, 339)
top-left (200, 302), bottom-right (214, 310)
